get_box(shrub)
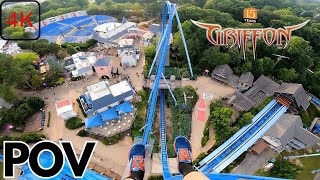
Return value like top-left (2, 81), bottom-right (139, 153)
top-left (65, 117), bottom-right (84, 130)
top-left (77, 129), bottom-right (87, 137)
top-left (201, 136), bottom-right (209, 147)
top-left (300, 103), bottom-right (320, 126)
top-left (55, 77), bottom-right (65, 85)
top-left (131, 90), bottom-right (147, 138)
top-left (61, 39), bottom-right (97, 51)
top-left (193, 152), bottom-right (206, 165)
top-left (0, 133), bottom-right (45, 149)
top-left (102, 133), bottom-right (122, 145)
top-left (201, 120), bottom-right (210, 147)
top-left (71, 76), bottom-right (83, 81)
top-left (47, 111), bottom-right (51, 127)
top-left (148, 175), bottom-right (163, 180)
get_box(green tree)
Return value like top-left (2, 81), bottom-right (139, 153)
top-left (3, 26), bottom-right (25, 39)
top-left (210, 106), bottom-right (238, 145)
top-left (31, 75), bottom-right (43, 89)
top-left (242, 61), bottom-right (253, 73)
top-left (0, 54), bottom-right (31, 88)
top-left (66, 45), bottom-right (77, 55)
top-left (199, 46), bottom-right (230, 70)
top-left (270, 161), bottom-right (302, 179)
top-left (276, 68), bottom-right (298, 82)
top-left (48, 59), bottom-right (62, 71)
top-left (286, 36), bottom-right (313, 74)
top-left (49, 43), bottom-right (61, 54)
top-left (17, 41), bottom-right (33, 49)
top-left (237, 112), bottom-right (254, 128)
top-left (14, 52), bottom-right (38, 63)
top-left (57, 49), bottom-right (69, 59)
top-left (146, 2), bottom-right (162, 17)
top-left (252, 57), bottom-right (275, 77)
top-left (0, 85), bottom-right (18, 103)
top-left (26, 96), bottom-right (44, 111)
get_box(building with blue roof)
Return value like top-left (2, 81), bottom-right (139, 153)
top-left (80, 80), bottom-right (135, 115)
top-left (100, 107), bottom-right (119, 121)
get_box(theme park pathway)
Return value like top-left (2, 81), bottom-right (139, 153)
top-left (110, 39), bottom-right (145, 92)
top-left (182, 76), bottom-right (235, 159)
top-left (19, 75), bottom-right (133, 176)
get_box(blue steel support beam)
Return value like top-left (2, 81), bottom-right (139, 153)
top-left (142, 2), bottom-right (174, 145)
top-left (174, 7), bottom-right (194, 78)
top-left (162, 73), bottom-right (177, 105)
top-left (147, 2), bottom-right (170, 78)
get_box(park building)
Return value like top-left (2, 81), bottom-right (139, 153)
top-left (71, 52), bottom-right (95, 77)
top-left (224, 73), bottom-right (310, 115)
top-left (93, 17), bottom-right (137, 47)
top-left (93, 57), bottom-right (113, 79)
top-left (244, 75), bottom-right (280, 105)
top-left (238, 72), bottom-right (254, 91)
top-left (211, 64), bottom-right (254, 91)
top-left (250, 114), bottom-right (320, 154)
top-left (55, 99), bottom-right (77, 120)
top-left (80, 80), bottom-right (137, 138)
top-left (274, 83), bottom-right (310, 113)
top-left (79, 80), bottom-right (135, 115)
top-left (117, 39), bottom-right (135, 54)
top-left (120, 50), bottom-right (139, 67)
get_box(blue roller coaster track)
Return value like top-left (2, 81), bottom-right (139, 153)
top-left (140, 1), bottom-right (289, 179)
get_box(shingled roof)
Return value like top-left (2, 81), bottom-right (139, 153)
top-left (265, 114), bottom-right (320, 148)
top-left (211, 64), bottom-right (233, 79)
top-left (239, 72), bottom-right (254, 86)
top-left (226, 91), bottom-right (255, 111)
top-left (253, 75), bottom-right (280, 95)
top-left (275, 83), bottom-right (309, 110)
top-left (0, 98), bottom-right (13, 109)
top-left (265, 114), bottom-right (301, 145)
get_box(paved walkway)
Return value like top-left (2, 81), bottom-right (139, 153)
top-left (198, 99), bottom-right (206, 122)
top-left (232, 148), bottom-right (276, 175)
top-left (17, 47), bottom-right (147, 177)
top-left (182, 76), bottom-right (235, 160)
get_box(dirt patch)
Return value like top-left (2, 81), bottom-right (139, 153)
top-left (165, 105), bottom-right (172, 140)
top-left (24, 111), bottom-right (42, 132)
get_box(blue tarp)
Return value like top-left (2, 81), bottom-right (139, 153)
top-left (84, 114), bottom-right (104, 128)
top-left (312, 97), bottom-right (320, 106)
top-left (115, 101), bottom-right (134, 114)
top-left (100, 107), bottom-right (119, 121)
top-left (314, 124), bottom-right (320, 133)
top-left (18, 151), bottom-right (112, 180)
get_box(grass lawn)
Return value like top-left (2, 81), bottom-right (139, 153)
top-left (255, 148), bottom-right (320, 180)
top-left (0, 162), bottom-right (3, 180)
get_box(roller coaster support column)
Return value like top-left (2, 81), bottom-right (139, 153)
top-left (148, 3), bottom-right (193, 78)
top-left (174, 7), bottom-right (193, 78)
top-left (283, 153), bottom-right (320, 160)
